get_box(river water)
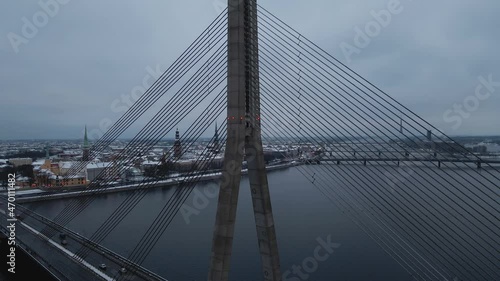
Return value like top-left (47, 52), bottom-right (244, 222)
top-left (26, 163), bottom-right (499, 281)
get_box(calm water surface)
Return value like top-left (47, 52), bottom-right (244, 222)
top-left (26, 164), bottom-right (499, 281)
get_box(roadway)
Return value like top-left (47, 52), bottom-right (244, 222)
top-left (0, 205), bottom-right (104, 281)
top-left (0, 198), bottom-right (167, 281)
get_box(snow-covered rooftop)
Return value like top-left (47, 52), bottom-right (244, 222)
top-left (87, 162), bottom-right (111, 169)
top-left (142, 160), bottom-right (161, 166)
top-left (59, 161), bottom-right (76, 169)
top-left (32, 159), bottom-right (46, 166)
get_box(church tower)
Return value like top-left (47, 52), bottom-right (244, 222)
top-left (173, 128), bottom-right (182, 158)
top-left (82, 125), bottom-right (90, 161)
top-left (213, 122), bottom-right (219, 154)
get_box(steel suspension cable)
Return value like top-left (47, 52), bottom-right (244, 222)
top-left (258, 62), bottom-right (500, 259)
top-left (258, 133), bottom-right (443, 281)
top-left (262, 87), bottom-right (496, 278)
top-left (257, 31), bottom-right (500, 235)
top-left (75, 92), bottom-right (226, 260)
top-left (260, 94), bottom-right (483, 280)
top-left (43, 54), bottom-right (228, 237)
top-left (257, 5), bottom-right (500, 182)
top-left (115, 124), bottom-right (228, 281)
top-left (64, 10), bottom-right (228, 178)
top-left (64, 23), bottom-right (227, 178)
top-left (257, 19), bottom-right (500, 212)
top-left (257, 44), bottom-right (500, 247)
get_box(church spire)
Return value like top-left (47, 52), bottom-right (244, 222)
top-left (83, 125), bottom-right (89, 148)
top-left (212, 122), bottom-right (219, 155)
top-left (82, 125), bottom-right (90, 161)
top-left (215, 122), bottom-right (218, 139)
top-left (174, 128), bottom-right (182, 158)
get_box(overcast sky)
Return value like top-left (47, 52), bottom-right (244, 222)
top-left (0, 0), bottom-right (499, 140)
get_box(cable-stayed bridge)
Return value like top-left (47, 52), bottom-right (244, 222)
top-left (1, 1), bottom-right (498, 281)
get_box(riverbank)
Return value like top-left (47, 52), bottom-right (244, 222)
top-left (7, 161), bottom-right (300, 203)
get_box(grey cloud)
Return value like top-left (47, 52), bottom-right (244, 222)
top-left (0, 0), bottom-right (498, 140)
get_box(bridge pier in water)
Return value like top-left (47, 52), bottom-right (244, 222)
top-left (208, 0), bottom-right (281, 280)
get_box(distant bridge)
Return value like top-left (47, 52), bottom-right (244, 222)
top-left (318, 156), bottom-right (500, 169)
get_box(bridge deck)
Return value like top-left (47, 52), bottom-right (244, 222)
top-left (0, 210), bottom-right (105, 281)
top-left (0, 198), bottom-right (167, 281)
